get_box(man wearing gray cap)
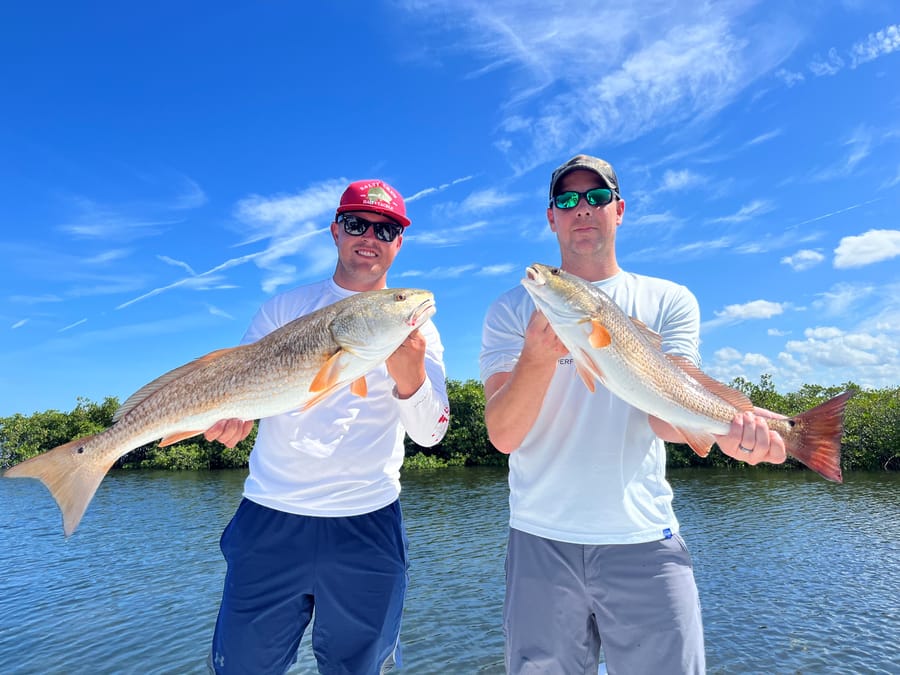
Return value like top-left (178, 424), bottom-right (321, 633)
top-left (480, 154), bottom-right (787, 674)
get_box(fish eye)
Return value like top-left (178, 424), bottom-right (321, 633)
top-left (395, 292), bottom-right (407, 301)
top-left (551, 268), bottom-right (561, 276)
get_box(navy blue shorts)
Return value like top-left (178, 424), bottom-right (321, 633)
top-left (210, 499), bottom-right (409, 675)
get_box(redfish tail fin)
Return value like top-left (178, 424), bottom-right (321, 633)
top-left (4, 434), bottom-right (115, 536)
top-left (785, 391), bottom-right (854, 483)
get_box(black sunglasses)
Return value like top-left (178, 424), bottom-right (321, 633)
top-left (552, 188), bottom-right (617, 209)
top-left (337, 214), bottom-right (403, 243)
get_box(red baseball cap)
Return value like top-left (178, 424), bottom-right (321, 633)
top-left (335, 179), bottom-right (411, 227)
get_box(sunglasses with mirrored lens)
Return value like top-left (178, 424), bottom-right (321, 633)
top-left (338, 214), bottom-right (403, 242)
top-left (552, 188), bottom-right (617, 209)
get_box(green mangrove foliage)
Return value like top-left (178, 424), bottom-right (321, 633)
top-left (1, 377), bottom-right (898, 473)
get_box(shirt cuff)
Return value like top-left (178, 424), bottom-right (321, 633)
top-left (392, 380), bottom-right (430, 407)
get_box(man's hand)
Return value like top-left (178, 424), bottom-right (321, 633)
top-left (386, 329), bottom-right (427, 399)
top-left (715, 408), bottom-right (787, 465)
top-left (204, 419), bottom-right (254, 448)
top-left (520, 310), bottom-right (569, 364)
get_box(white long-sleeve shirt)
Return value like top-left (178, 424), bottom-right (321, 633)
top-left (242, 278), bottom-right (450, 517)
top-left (480, 270), bottom-right (700, 544)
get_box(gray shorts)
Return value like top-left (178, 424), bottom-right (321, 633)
top-left (504, 528), bottom-right (705, 675)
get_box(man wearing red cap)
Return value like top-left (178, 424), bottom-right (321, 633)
top-left (205, 179), bottom-right (449, 674)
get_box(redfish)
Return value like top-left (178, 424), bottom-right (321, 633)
top-left (521, 263), bottom-right (851, 482)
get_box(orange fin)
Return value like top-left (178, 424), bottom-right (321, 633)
top-left (573, 346), bottom-right (607, 392)
top-left (310, 350), bottom-right (345, 393)
top-left (677, 427), bottom-right (716, 458)
top-left (780, 391), bottom-right (854, 483)
top-left (4, 433), bottom-right (113, 537)
top-left (159, 430), bottom-right (205, 447)
top-left (350, 376), bottom-right (368, 398)
top-left (114, 347), bottom-right (241, 423)
top-left (575, 363), bottom-right (597, 392)
top-left (588, 320), bottom-right (611, 348)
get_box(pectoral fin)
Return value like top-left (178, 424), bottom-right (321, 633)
top-left (310, 350), bottom-right (346, 393)
top-left (303, 353), bottom-right (368, 411)
top-left (588, 320), bottom-right (611, 348)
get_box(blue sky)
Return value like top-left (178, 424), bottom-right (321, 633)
top-left (2, 1), bottom-right (899, 417)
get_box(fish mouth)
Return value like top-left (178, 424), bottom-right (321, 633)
top-left (409, 298), bottom-right (436, 326)
top-left (524, 264), bottom-right (545, 286)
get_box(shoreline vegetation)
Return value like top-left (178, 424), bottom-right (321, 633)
top-left (1, 376), bottom-right (898, 474)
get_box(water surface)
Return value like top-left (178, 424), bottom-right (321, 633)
top-left (1, 467), bottom-right (897, 674)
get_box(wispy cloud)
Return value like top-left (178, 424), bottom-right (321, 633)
top-left (791, 198), bottom-right (881, 226)
top-left (11, 319), bottom-right (28, 329)
top-left (406, 176), bottom-right (474, 202)
top-left (709, 199), bottom-right (774, 224)
top-left (744, 128), bottom-right (783, 146)
top-left (59, 318), bottom-right (87, 332)
top-left (781, 249), bottom-right (825, 271)
top-left (412, 221), bottom-right (489, 246)
top-left (812, 282), bottom-right (875, 316)
top-left (658, 169), bottom-right (705, 192)
top-left (397, 264), bottom-right (478, 279)
top-left (158, 255), bottom-right (197, 276)
top-left (206, 304), bottom-right (234, 320)
top-left (407, 2), bottom-right (796, 173)
top-left (59, 199), bottom-right (179, 240)
top-left (9, 294), bottom-right (63, 305)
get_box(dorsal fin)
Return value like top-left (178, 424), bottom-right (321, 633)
top-left (113, 347), bottom-right (239, 423)
top-left (664, 354), bottom-right (754, 411)
top-left (630, 318), bottom-right (663, 350)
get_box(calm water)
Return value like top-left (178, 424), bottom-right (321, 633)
top-left (1, 467), bottom-right (897, 674)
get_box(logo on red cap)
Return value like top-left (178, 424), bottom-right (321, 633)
top-left (336, 179), bottom-right (410, 227)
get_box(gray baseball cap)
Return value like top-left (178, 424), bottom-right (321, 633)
top-left (548, 154), bottom-right (620, 203)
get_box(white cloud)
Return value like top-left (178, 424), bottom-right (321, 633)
top-left (780, 249), bottom-right (824, 271)
top-left (849, 23), bottom-right (900, 68)
top-left (714, 346), bottom-right (742, 361)
top-left (833, 229), bottom-right (900, 268)
top-left (703, 299), bottom-right (787, 330)
top-left (718, 300), bottom-right (786, 321)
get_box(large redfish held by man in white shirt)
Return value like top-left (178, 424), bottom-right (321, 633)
top-left (4, 289), bottom-right (437, 536)
top-left (521, 263), bottom-right (851, 483)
